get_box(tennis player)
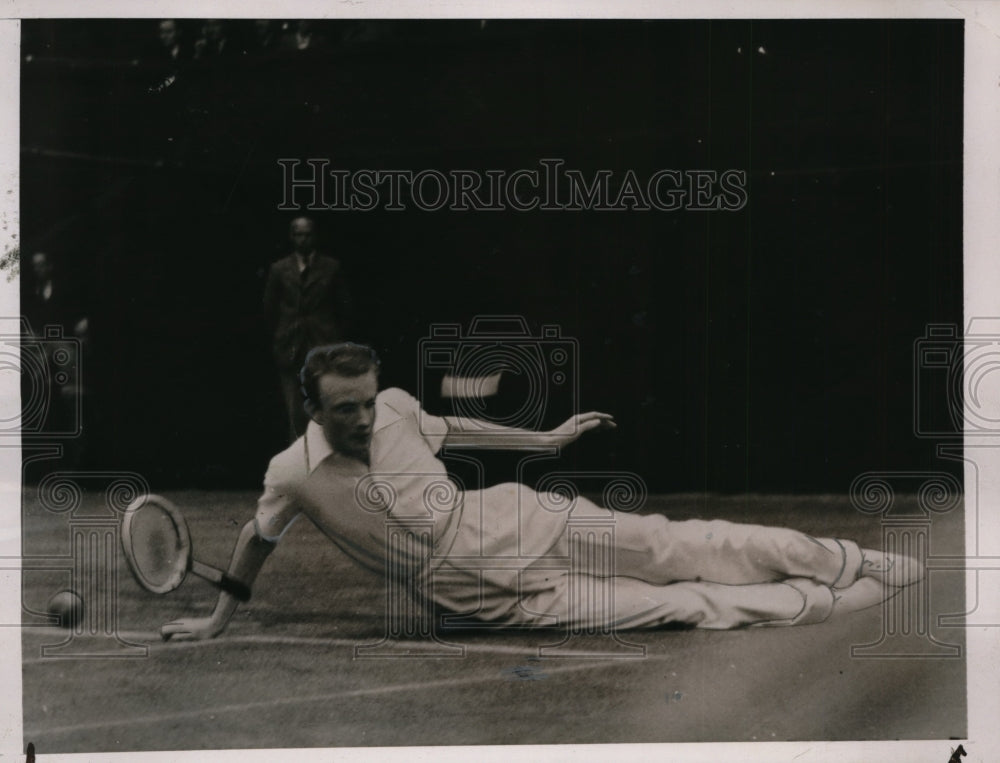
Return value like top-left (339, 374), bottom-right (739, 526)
top-left (162, 342), bottom-right (921, 640)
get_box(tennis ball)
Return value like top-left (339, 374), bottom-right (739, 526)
top-left (47, 590), bottom-right (84, 629)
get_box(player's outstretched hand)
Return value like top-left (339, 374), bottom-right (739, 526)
top-left (549, 412), bottom-right (616, 447)
top-left (160, 616), bottom-right (224, 642)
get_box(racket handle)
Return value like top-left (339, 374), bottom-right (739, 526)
top-left (191, 560), bottom-right (252, 602)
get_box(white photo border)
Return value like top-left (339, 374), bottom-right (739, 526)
top-left (1, 2), bottom-right (997, 762)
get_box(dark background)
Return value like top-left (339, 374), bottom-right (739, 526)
top-left (19, 19), bottom-right (963, 493)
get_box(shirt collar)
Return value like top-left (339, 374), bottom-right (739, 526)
top-left (303, 419), bottom-right (332, 474)
top-left (302, 395), bottom-right (404, 475)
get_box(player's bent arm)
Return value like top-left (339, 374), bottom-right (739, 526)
top-left (441, 411), bottom-right (617, 450)
top-left (160, 520), bottom-right (276, 641)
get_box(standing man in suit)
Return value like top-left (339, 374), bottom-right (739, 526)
top-left (264, 216), bottom-right (352, 441)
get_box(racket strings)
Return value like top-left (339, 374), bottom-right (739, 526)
top-left (128, 505), bottom-right (186, 588)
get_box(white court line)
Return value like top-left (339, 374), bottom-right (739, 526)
top-left (21, 629), bottom-right (651, 664)
top-left (24, 655), bottom-right (654, 740)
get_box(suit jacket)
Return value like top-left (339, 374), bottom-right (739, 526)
top-left (263, 253), bottom-right (352, 370)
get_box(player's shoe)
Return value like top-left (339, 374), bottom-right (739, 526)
top-left (858, 548), bottom-right (924, 587)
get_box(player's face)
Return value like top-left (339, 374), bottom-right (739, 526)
top-left (314, 370), bottom-right (378, 463)
top-left (289, 219), bottom-right (315, 254)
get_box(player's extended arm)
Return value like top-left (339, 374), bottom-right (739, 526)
top-left (441, 411), bottom-right (616, 450)
top-left (160, 520), bottom-right (276, 641)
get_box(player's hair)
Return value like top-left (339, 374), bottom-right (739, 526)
top-left (299, 342), bottom-right (381, 415)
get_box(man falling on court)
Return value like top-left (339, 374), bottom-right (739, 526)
top-left (162, 342), bottom-right (922, 640)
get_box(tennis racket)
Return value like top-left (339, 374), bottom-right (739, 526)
top-left (120, 494), bottom-right (251, 602)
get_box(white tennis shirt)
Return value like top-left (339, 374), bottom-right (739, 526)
top-left (254, 387), bottom-right (462, 576)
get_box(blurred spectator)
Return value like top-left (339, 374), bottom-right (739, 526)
top-left (280, 21), bottom-right (329, 53)
top-left (249, 19), bottom-right (283, 54)
top-left (263, 217), bottom-right (352, 441)
top-left (23, 252), bottom-right (88, 341)
top-left (147, 19), bottom-right (190, 94)
top-left (194, 19), bottom-right (233, 60)
top-left (157, 19), bottom-right (187, 63)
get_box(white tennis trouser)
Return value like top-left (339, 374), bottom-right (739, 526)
top-left (432, 486), bottom-right (863, 630)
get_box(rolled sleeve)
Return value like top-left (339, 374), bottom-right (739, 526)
top-left (254, 456), bottom-right (303, 543)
